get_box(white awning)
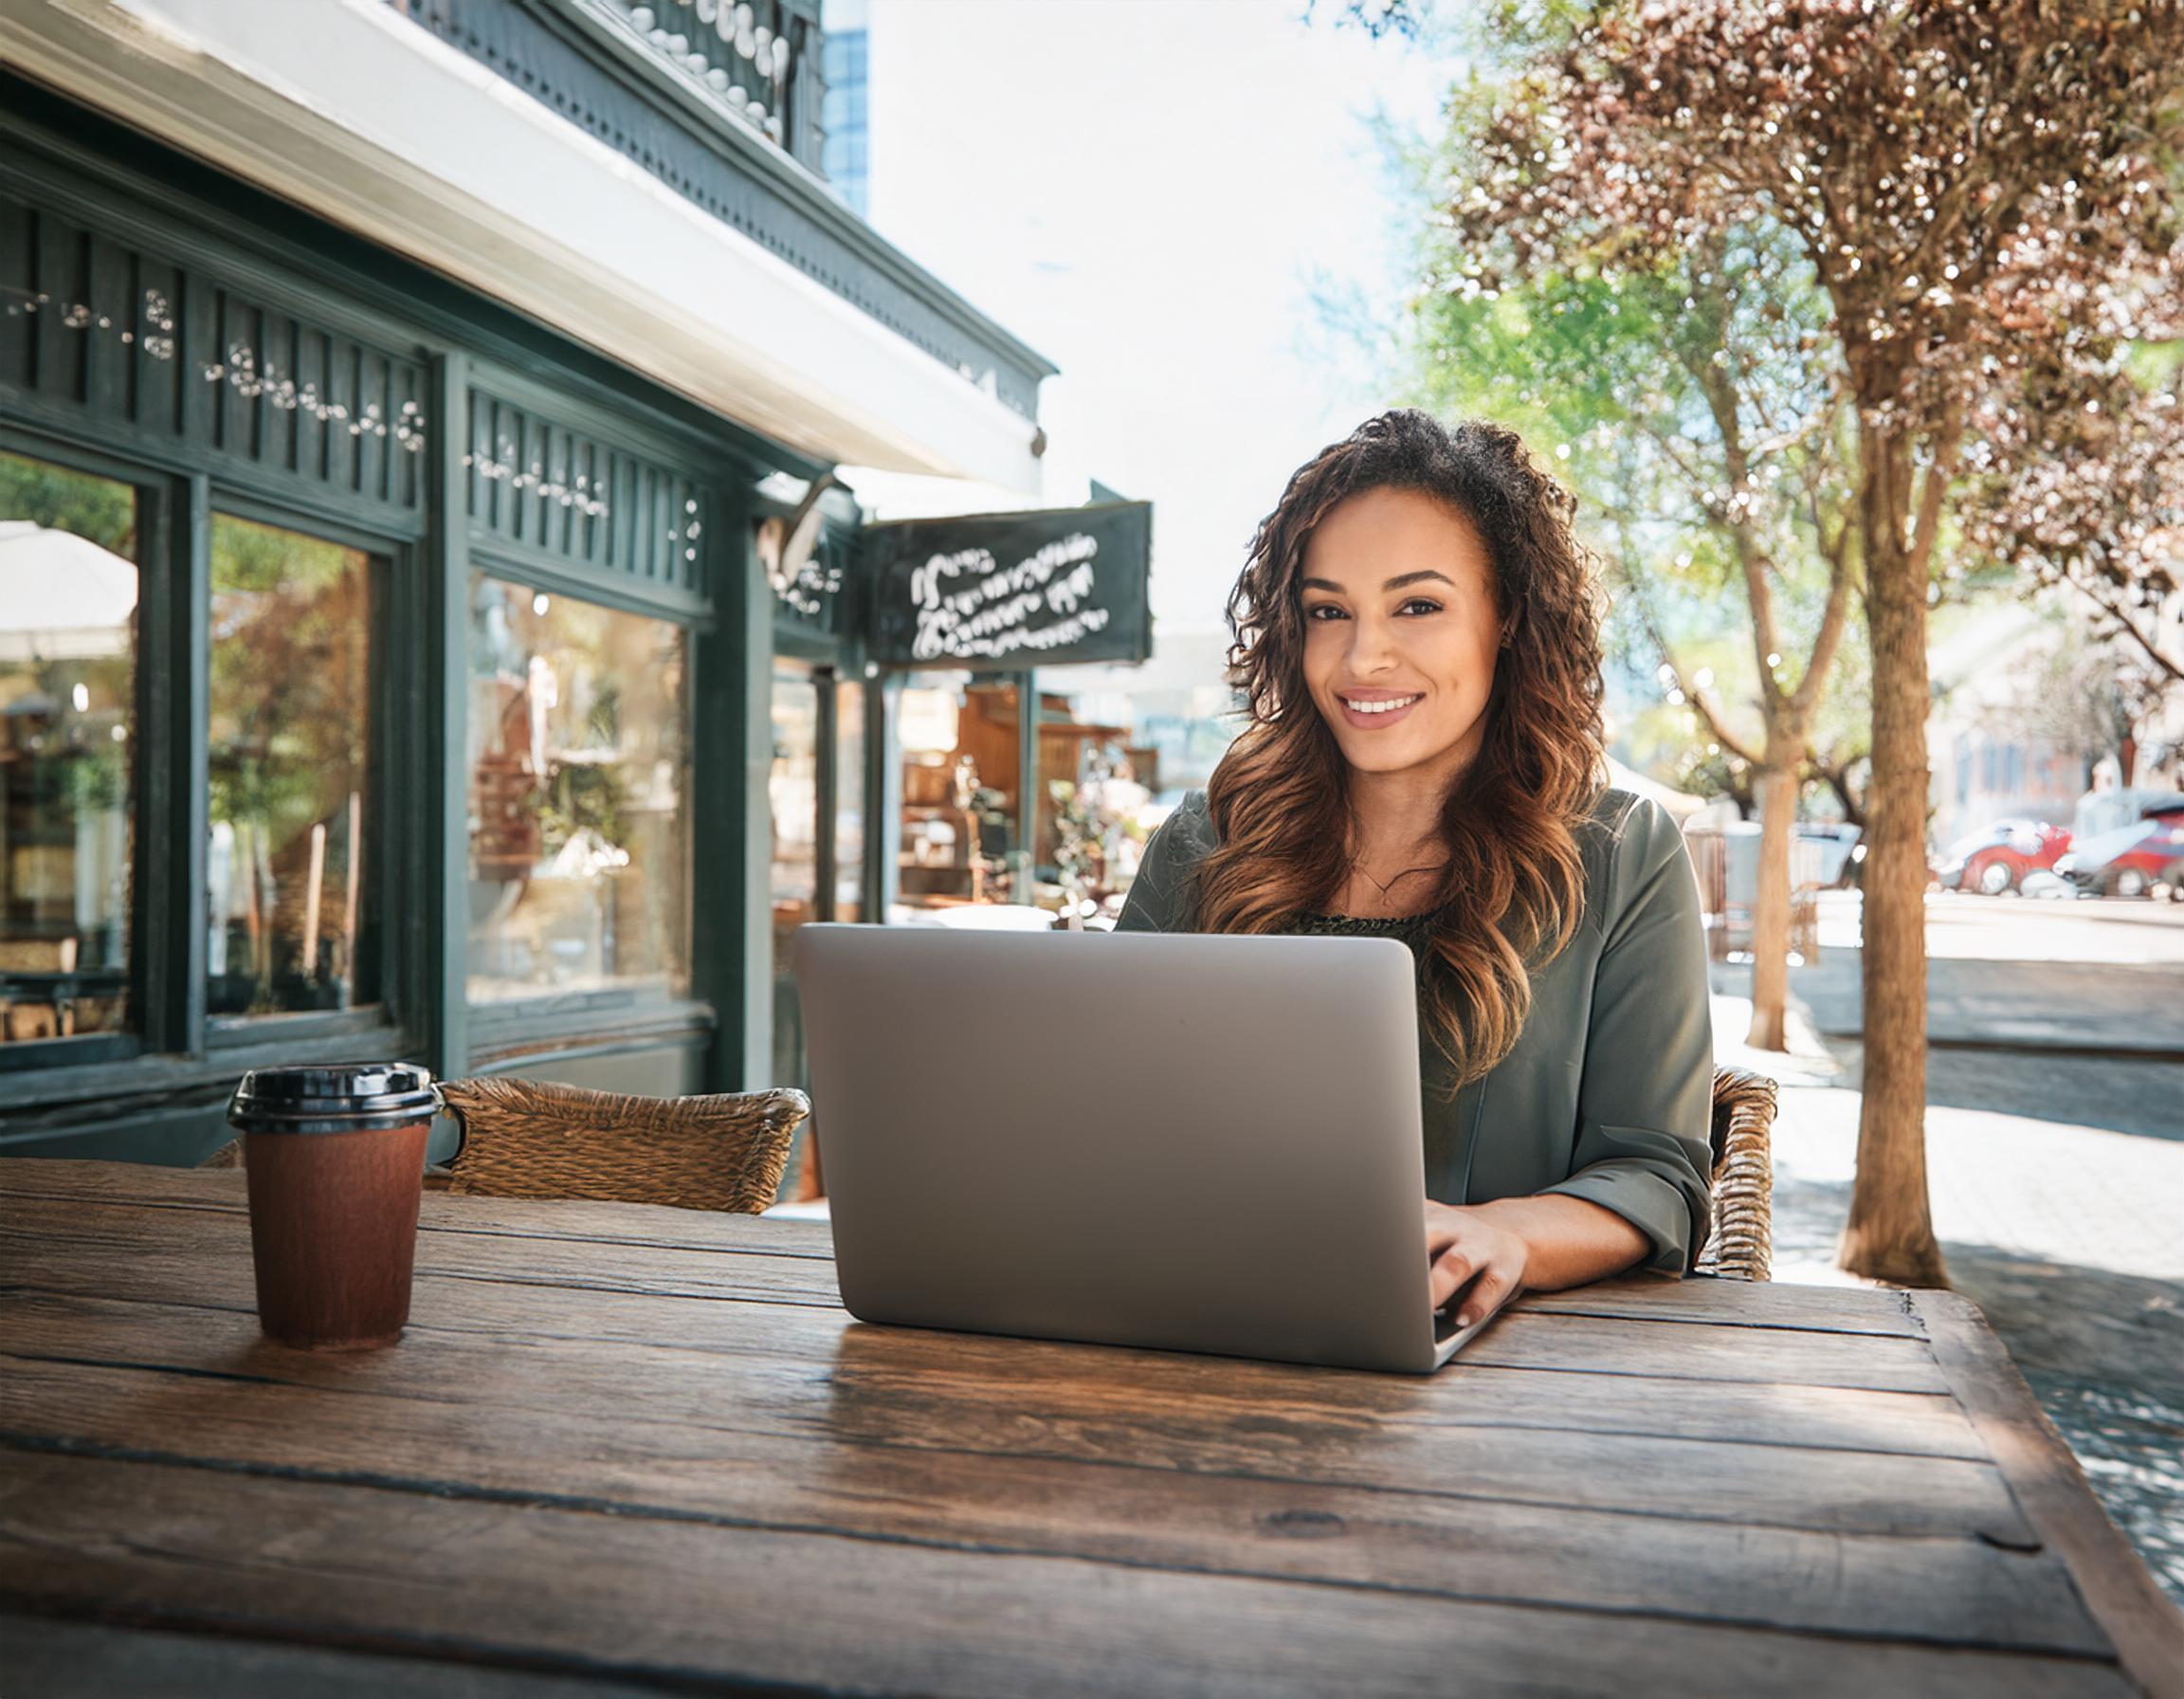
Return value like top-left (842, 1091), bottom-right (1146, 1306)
top-left (0, 522), bottom-right (138, 663)
top-left (7, 0), bottom-right (1045, 490)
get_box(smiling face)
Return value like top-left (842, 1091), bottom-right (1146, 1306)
top-left (1298, 485), bottom-right (1505, 784)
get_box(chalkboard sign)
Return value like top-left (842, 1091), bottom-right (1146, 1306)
top-left (863, 501), bottom-right (1152, 671)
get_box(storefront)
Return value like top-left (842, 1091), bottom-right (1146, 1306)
top-left (0, 0), bottom-right (1065, 1162)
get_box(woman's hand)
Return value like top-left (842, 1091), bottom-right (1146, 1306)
top-left (1425, 1195), bottom-right (1656, 1329)
top-left (1424, 1200), bottom-right (1532, 1329)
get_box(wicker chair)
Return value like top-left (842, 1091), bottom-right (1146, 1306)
top-left (1699, 1066), bottom-right (1777, 1282)
top-left (430, 1078), bottom-right (809, 1214)
top-left (202, 1080), bottom-right (810, 1215)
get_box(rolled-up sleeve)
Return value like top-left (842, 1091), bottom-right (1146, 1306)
top-left (1114, 791), bottom-right (1212, 934)
top-left (1538, 797), bottom-right (1716, 1276)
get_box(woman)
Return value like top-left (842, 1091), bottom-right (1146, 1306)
top-left (1116, 410), bottom-right (1715, 1333)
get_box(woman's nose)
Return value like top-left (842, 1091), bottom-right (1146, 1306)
top-left (1348, 616), bottom-right (1399, 671)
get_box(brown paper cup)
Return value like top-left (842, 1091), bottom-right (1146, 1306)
top-left (228, 1063), bottom-right (437, 1350)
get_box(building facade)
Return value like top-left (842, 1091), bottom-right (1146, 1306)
top-left (0, 0), bottom-right (1065, 1162)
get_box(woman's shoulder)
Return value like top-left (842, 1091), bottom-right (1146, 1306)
top-left (1582, 783), bottom-right (1681, 850)
top-left (1164, 787), bottom-right (1218, 849)
top-left (1113, 790), bottom-right (1218, 932)
top-left (1575, 784), bottom-right (1698, 931)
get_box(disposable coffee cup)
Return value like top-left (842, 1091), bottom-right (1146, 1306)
top-left (227, 1062), bottom-right (438, 1350)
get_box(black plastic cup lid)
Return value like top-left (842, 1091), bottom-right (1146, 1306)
top-left (228, 1062), bottom-right (439, 1135)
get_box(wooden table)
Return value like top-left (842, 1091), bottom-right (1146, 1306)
top-left (3, 1159), bottom-right (2179, 1697)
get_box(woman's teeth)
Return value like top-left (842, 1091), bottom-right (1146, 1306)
top-left (1344, 695), bottom-right (1420, 715)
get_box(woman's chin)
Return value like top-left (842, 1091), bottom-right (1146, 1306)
top-left (1331, 725), bottom-right (1479, 777)
top-left (1336, 736), bottom-right (1429, 774)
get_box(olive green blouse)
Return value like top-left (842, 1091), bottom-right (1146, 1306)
top-left (1113, 785), bottom-right (1716, 1276)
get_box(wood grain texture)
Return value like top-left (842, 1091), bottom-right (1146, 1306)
top-left (0, 1291), bottom-right (2027, 1541)
top-left (1, 1615), bottom-right (672, 1699)
top-left (4, 1188), bottom-right (1950, 1391)
top-left (1, 1160), bottom-right (2168, 1698)
top-left (0, 1326), bottom-right (2086, 1648)
top-left (0, 1454), bottom-right (2138, 1699)
top-left (1911, 1289), bottom-right (2184, 1699)
top-left (1, 1198), bottom-right (1996, 1507)
top-left (8, 1160), bottom-right (1922, 1327)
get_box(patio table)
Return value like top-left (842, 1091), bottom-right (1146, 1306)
top-left (3, 1157), bottom-right (2178, 1697)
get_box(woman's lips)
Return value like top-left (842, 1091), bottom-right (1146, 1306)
top-left (1338, 693), bottom-right (1423, 731)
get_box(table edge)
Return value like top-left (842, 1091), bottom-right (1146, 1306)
top-left (1907, 1287), bottom-right (2184, 1697)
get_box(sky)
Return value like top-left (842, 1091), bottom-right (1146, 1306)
top-left (843, 0), bottom-right (1464, 638)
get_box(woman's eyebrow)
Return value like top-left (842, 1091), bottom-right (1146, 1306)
top-left (1300, 570), bottom-right (1457, 593)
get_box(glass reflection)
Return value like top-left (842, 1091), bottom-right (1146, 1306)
top-left (467, 576), bottom-right (689, 1002)
top-left (207, 513), bottom-right (375, 1017)
top-left (895, 672), bottom-right (1019, 913)
top-left (0, 450), bottom-right (136, 1043)
top-left (770, 666), bottom-right (818, 1090)
top-left (834, 677), bottom-right (864, 923)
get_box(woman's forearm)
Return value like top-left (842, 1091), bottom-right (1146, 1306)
top-left (1468, 1194), bottom-right (1652, 1291)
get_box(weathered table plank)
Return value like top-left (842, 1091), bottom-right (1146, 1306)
top-left (0, 1350), bottom-right (2086, 1648)
top-left (3, 1188), bottom-right (1950, 1390)
top-left (0, 1452), bottom-right (2141, 1699)
top-left (0, 1270), bottom-right (1993, 1460)
top-left (0, 1299), bottom-right (2029, 1542)
top-left (3, 1614), bottom-right (670, 1699)
top-left (1911, 1289), bottom-right (2184, 1698)
top-left (3, 1159), bottom-right (2178, 1699)
top-left (3, 1160), bottom-right (1920, 1328)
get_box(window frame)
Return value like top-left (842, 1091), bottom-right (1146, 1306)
top-left (0, 425), bottom-right (428, 1099)
top-left (0, 427), bottom-right (166, 1076)
top-left (201, 493), bottom-right (404, 1050)
top-left (460, 551), bottom-right (704, 1054)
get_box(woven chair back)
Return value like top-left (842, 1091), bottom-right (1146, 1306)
top-left (436, 1077), bottom-right (808, 1215)
top-left (1700, 1067), bottom-right (1777, 1282)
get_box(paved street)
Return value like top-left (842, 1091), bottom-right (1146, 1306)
top-left (1788, 889), bottom-right (2184, 1055)
top-left (1711, 892), bottom-right (2184, 1603)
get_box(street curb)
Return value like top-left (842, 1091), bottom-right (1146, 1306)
top-left (1810, 1030), bottom-right (2184, 1065)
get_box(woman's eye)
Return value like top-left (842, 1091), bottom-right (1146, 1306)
top-left (1303, 601), bottom-right (1437, 620)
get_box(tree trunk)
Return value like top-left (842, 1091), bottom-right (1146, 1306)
top-left (1746, 760), bottom-right (1795, 1050)
top-left (1837, 433), bottom-right (1949, 1288)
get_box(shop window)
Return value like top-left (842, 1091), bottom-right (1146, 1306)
top-left (1032, 688), bottom-right (1154, 923)
top-left (466, 575), bottom-right (689, 1003)
top-left (833, 677), bottom-right (865, 923)
top-left (770, 665), bottom-right (819, 1089)
top-left (895, 673), bottom-right (1020, 913)
top-left (207, 514), bottom-right (378, 1019)
top-left (0, 450), bottom-right (136, 1046)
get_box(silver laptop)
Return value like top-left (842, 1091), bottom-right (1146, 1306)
top-left (791, 923), bottom-right (1511, 1373)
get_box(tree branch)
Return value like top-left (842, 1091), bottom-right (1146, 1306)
top-left (2061, 572), bottom-right (2184, 685)
top-left (1686, 685), bottom-right (1768, 769)
top-left (1789, 542), bottom-right (1857, 727)
top-left (1611, 547), bottom-right (1769, 768)
top-left (1906, 393), bottom-right (1965, 582)
top-left (1689, 341), bottom-right (1785, 714)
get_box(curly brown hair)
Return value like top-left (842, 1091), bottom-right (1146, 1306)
top-left (1198, 409), bottom-right (1610, 1092)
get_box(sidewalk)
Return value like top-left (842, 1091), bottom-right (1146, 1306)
top-left (1712, 989), bottom-right (2184, 1604)
top-left (1783, 891), bottom-right (2184, 1057)
top-left (1711, 983), bottom-right (2184, 1282)
top-left (1786, 951), bottom-right (2184, 1056)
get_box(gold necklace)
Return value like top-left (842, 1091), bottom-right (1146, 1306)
top-left (1348, 856), bottom-right (1445, 899)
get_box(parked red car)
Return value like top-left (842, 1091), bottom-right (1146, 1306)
top-left (2053, 805), bottom-right (2184, 899)
top-left (1930, 818), bottom-right (2072, 895)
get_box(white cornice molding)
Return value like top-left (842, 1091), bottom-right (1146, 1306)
top-left (0, 0), bottom-right (1044, 489)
